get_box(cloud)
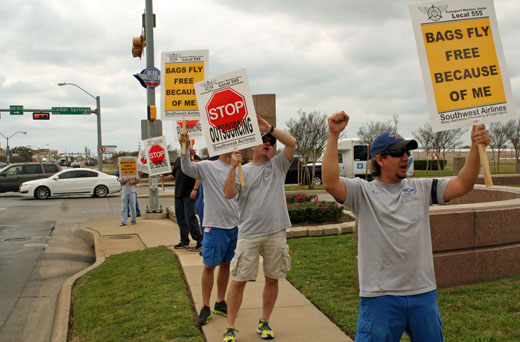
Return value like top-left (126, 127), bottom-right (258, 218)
top-left (1, 0), bottom-right (518, 155)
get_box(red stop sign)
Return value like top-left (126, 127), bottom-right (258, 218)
top-left (148, 145), bottom-right (165, 164)
top-left (205, 88), bottom-right (248, 131)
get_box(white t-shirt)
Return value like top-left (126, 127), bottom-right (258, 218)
top-left (235, 151), bottom-right (292, 238)
top-left (180, 154), bottom-right (239, 229)
top-left (342, 177), bottom-right (450, 297)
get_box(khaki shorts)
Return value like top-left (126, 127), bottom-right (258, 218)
top-left (230, 230), bottom-right (291, 281)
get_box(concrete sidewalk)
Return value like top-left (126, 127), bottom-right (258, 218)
top-left (52, 214), bottom-right (352, 342)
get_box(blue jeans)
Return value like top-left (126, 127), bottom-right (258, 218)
top-left (121, 192), bottom-right (137, 225)
top-left (355, 290), bottom-right (444, 342)
top-left (174, 197), bottom-right (202, 244)
top-left (124, 192), bottom-right (141, 217)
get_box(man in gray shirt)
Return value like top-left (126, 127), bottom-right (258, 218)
top-left (322, 111), bottom-right (490, 342)
top-left (222, 116), bottom-right (296, 342)
top-left (179, 133), bottom-right (239, 327)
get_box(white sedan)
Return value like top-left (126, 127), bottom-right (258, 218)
top-left (19, 168), bottom-right (121, 199)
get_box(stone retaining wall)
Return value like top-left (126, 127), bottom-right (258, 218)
top-left (431, 185), bottom-right (520, 288)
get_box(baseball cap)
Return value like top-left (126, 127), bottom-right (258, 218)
top-left (370, 132), bottom-right (418, 158)
top-left (261, 132), bottom-right (277, 146)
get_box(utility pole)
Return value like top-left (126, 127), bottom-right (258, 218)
top-left (144, 0), bottom-right (161, 213)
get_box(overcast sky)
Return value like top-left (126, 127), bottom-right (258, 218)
top-left (1, 0), bottom-right (519, 156)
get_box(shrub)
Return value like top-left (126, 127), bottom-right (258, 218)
top-left (288, 200), bottom-right (344, 224)
top-left (286, 193), bottom-right (317, 203)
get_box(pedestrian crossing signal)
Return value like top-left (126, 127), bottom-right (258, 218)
top-left (33, 112), bottom-right (50, 120)
top-left (148, 105), bottom-right (157, 121)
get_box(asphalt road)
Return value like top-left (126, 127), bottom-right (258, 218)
top-left (0, 190), bottom-right (173, 342)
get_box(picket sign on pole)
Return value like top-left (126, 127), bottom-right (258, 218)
top-left (409, 0), bottom-right (517, 186)
top-left (194, 69), bottom-right (264, 187)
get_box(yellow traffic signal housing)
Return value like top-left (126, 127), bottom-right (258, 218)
top-left (132, 35), bottom-right (146, 59)
top-left (148, 104), bottom-right (157, 121)
top-left (33, 112), bottom-right (50, 120)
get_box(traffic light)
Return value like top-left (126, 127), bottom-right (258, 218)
top-left (132, 35), bottom-right (146, 59)
top-left (33, 112), bottom-right (50, 120)
top-left (147, 104), bottom-right (157, 121)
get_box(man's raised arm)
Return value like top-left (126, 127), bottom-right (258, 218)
top-left (443, 124), bottom-right (490, 202)
top-left (322, 111), bottom-right (350, 203)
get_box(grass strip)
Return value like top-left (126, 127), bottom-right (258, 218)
top-left (287, 234), bottom-right (520, 342)
top-left (69, 246), bottom-right (204, 342)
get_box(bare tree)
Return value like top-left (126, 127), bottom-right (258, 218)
top-left (287, 109), bottom-right (328, 188)
top-left (489, 121), bottom-right (509, 174)
top-left (412, 123), bottom-right (464, 176)
top-left (357, 115), bottom-right (399, 147)
top-left (412, 122), bottom-right (435, 176)
top-left (433, 128), bottom-right (465, 176)
top-left (503, 119), bottom-right (520, 173)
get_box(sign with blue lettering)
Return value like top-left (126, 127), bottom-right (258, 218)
top-left (134, 67), bottom-right (161, 88)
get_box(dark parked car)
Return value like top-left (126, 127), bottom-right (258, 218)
top-left (0, 162), bottom-right (61, 193)
top-left (285, 156), bottom-right (322, 185)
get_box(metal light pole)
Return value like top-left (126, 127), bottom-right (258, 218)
top-left (57, 82), bottom-right (103, 171)
top-left (0, 131), bottom-right (27, 164)
top-left (28, 144), bottom-right (49, 162)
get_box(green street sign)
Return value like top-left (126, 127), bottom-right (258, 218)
top-left (52, 107), bottom-right (92, 115)
top-left (10, 105), bottom-right (23, 115)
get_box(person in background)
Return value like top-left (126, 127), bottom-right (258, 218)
top-left (159, 148), bottom-right (203, 250)
top-left (322, 111), bottom-right (490, 342)
top-left (118, 169), bottom-right (139, 226)
top-left (116, 169), bottom-right (141, 217)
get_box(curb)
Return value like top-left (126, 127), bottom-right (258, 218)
top-left (50, 227), bottom-right (107, 342)
top-left (49, 207), bottom-right (355, 341)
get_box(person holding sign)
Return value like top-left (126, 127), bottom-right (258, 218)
top-left (118, 170), bottom-right (139, 227)
top-left (160, 149), bottom-right (203, 250)
top-left (322, 111), bottom-right (490, 342)
top-left (178, 133), bottom-right (239, 326)
top-left (222, 116), bottom-right (296, 342)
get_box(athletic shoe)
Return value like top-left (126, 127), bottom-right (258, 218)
top-left (187, 241), bottom-right (202, 252)
top-left (213, 300), bottom-right (227, 317)
top-left (173, 242), bottom-right (189, 249)
top-left (257, 319), bottom-right (274, 339)
top-left (196, 306), bottom-right (212, 325)
top-left (222, 327), bottom-right (238, 342)
top-left (120, 223), bottom-right (126, 226)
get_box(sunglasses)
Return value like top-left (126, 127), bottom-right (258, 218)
top-left (382, 149), bottom-right (410, 158)
top-left (262, 138), bottom-right (275, 146)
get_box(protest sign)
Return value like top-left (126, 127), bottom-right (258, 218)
top-left (118, 157), bottom-right (138, 177)
top-left (137, 148), bottom-right (150, 174)
top-left (409, 0), bottom-right (515, 132)
top-left (160, 50), bottom-right (208, 121)
top-left (143, 136), bottom-right (171, 177)
top-left (194, 69), bottom-right (263, 157)
top-left (174, 119), bottom-right (203, 141)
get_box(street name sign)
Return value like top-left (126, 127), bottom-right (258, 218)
top-left (52, 107), bottom-right (92, 115)
top-left (10, 105), bottom-right (23, 115)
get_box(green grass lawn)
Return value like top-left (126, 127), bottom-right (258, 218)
top-left (70, 247), bottom-right (204, 342)
top-left (70, 238), bottom-right (520, 341)
top-left (287, 234), bottom-right (520, 342)
top-left (412, 159), bottom-right (519, 178)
